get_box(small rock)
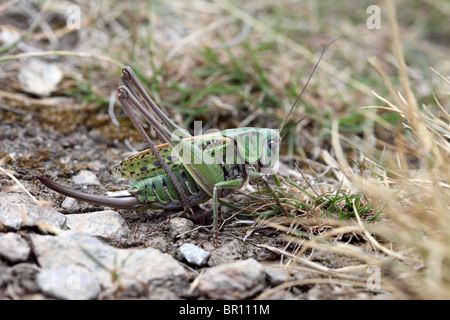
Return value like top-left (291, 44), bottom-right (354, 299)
top-left (179, 243), bottom-right (210, 266)
top-left (30, 231), bottom-right (189, 297)
top-left (264, 266), bottom-right (290, 286)
top-left (72, 170), bottom-right (100, 185)
top-left (0, 233), bottom-right (30, 263)
top-left (0, 194), bottom-right (66, 231)
top-left (36, 266), bottom-right (101, 300)
top-left (121, 247), bottom-right (189, 296)
top-left (168, 217), bottom-right (194, 237)
top-left (18, 59), bottom-right (63, 97)
top-left (305, 284), bottom-right (332, 300)
top-left (65, 210), bottom-right (130, 240)
top-left (0, 29), bottom-right (20, 46)
top-left (196, 258), bottom-right (266, 299)
top-left (61, 197), bottom-right (79, 213)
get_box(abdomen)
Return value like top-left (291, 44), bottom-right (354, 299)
top-left (129, 169), bottom-right (210, 210)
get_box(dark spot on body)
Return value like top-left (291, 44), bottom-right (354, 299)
top-left (140, 166), bottom-right (148, 172)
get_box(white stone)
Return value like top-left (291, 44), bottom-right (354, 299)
top-left (65, 210), bottom-right (130, 240)
top-left (36, 266), bottom-right (101, 300)
top-left (0, 233), bottom-right (30, 263)
top-left (197, 258), bottom-right (265, 299)
top-left (72, 170), bottom-right (100, 185)
top-left (30, 231), bottom-right (189, 296)
top-left (179, 243), bottom-right (210, 266)
top-left (18, 59), bottom-right (63, 97)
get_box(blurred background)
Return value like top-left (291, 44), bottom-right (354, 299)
top-left (1, 0), bottom-right (448, 160)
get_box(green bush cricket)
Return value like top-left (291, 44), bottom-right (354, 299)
top-left (38, 40), bottom-right (337, 230)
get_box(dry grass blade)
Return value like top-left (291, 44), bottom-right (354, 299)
top-left (0, 166), bottom-right (40, 205)
top-left (0, 50), bottom-right (123, 67)
top-left (352, 199), bottom-right (411, 262)
top-left (256, 278), bottom-right (372, 300)
top-left (429, 67), bottom-right (450, 86)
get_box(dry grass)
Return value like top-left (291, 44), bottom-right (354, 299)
top-left (1, 0), bottom-right (449, 299)
top-left (254, 1), bottom-right (450, 299)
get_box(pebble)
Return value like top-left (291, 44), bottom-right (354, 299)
top-left (0, 232), bottom-right (30, 263)
top-left (264, 266), bottom-right (291, 286)
top-left (196, 258), bottom-right (266, 299)
top-left (65, 210), bottom-right (131, 240)
top-left (168, 217), bottom-right (194, 238)
top-left (179, 243), bottom-right (210, 266)
top-left (61, 197), bottom-right (79, 213)
top-left (18, 59), bottom-right (63, 97)
top-left (72, 170), bottom-right (101, 185)
top-left (30, 231), bottom-right (189, 298)
top-left (0, 194), bottom-right (66, 231)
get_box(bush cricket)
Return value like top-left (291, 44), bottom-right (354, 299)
top-left (38, 40), bottom-right (337, 230)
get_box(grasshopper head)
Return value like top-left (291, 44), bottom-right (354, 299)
top-left (259, 128), bottom-right (281, 175)
top-left (222, 128), bottom-right (280, 175)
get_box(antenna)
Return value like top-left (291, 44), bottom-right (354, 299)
top-left (280, 115), bottom-right (306, 141)
top-left (279, 37), bottom-right (341, 135)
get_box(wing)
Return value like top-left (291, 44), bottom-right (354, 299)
top-left (112, 132), bottom-right (234, 179)
top-left (112, 142), bottom-right (180, 179)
